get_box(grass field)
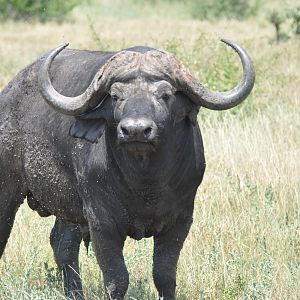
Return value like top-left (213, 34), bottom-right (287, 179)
top-left (0, 0), bottom-right (300, 299)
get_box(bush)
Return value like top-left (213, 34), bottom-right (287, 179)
top-left (288, 6), bottom-right (300, 35)
top-left (188, 0), bottom-right (260, 20)
top-left (267, 10), bottom-right (287, 43)
top-left (0, 0), bottom-right (82, 22)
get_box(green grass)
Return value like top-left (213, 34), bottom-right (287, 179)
top-left (0, 0), bottom-right (300, 299)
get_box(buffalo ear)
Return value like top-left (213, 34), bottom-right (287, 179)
top-left (69, 95), bottom-right (113, 143)
top-left (187, 109), bottom-right (198, 126)
top-left (69, 118), bottom-right (106, 143)
top-left (174, 92), bottom-right (199, 126)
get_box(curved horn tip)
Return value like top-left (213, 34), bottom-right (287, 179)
top-left (186, 38), bottom-right (255, 110)
top-left (56, 43), bottom-right (70, 52)
top-left (59, 43), bottom-right (69, 51)
top-left (220, 38), bottom-right (233, 45)
top-left (50, 43), bottom-right (70, 58)
top-left (39, 42), bottom-right (104, 116)
top-left (61, 42), bottom-right (69, 50)
top-left (220, 38), bottom-right (239, 49)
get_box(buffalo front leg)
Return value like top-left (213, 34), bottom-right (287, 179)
top-left (0, 176), bottom-right (23, 258)
top-left (90, 226), bottom-right (128, 300)
top-left (50, 219), bottom-right (83, 300)
top-left (153, 216), bottom-right (193, 300)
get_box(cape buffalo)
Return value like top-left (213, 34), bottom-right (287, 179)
top-left (0, 40), bottom-right (254, 299)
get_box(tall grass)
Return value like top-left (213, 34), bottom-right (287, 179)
top-left (0, 1), bottom-right (299, 299)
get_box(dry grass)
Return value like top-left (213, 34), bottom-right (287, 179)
top-left (0, 1), bottom-right (299, 299)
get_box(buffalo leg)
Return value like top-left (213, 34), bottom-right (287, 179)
top-left (0, 177), bottom-right (23, 258)
top-left (153, 216), bottom-right (193, 300)
top-left (50, 219), bottom-right (83, 299)
top-left (90, 227), bottom-right (128, 300)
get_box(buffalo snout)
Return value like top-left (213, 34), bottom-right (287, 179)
top-left (117, 117), bottom-right (158, 144)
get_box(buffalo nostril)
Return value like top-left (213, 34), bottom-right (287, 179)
top-left (144, 127), bottom-right (152, 139)
top-left (121, 126), bottom-right (129, 137)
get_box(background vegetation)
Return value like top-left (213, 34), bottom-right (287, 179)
top-left (0, 0), bottom-right (299, 299)
top-left (0, 0), bottom-right (82, 22)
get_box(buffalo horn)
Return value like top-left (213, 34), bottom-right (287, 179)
top-left (38, 44), bottom-right (106, 115)
top-left (174, 39), bottom-right (255, 110)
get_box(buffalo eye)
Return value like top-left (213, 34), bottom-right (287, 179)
top-left (162, 93), bottom-right (170, 101)
top-left (111, 94), bottom-right (119, 102)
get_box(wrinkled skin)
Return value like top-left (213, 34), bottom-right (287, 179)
top-left (0, 43), bottom-right (253, 299)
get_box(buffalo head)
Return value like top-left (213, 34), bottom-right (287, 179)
top-left (38, 40), bottom-right (255, 159)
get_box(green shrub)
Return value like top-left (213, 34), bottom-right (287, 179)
top-left (267, 10), bottom-right (289, 43)
top-left (0, 0), bottom-right (83, 22)
top-left (187, 0), bottom-right (260, 20)
top-left (288, 6), bottom-right (300, 35)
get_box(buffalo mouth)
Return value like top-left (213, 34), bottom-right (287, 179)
top-left (121, 141), bottom-right (156, 160)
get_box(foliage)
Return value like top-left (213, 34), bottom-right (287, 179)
top-left (84, 0), bottom-right (260, 22)
top-left (267, 6), bottom-right (300, 43)
top-left (267, 10), bottom-right (288, 43)
top-left (268, 10), bottom-right (285, 26)
top-left (187, 0), bottom-right (260, 20)
top-left (287, 6), bottom-right (300, 35)
top-left (0, 0), bottom-right (83, 22)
